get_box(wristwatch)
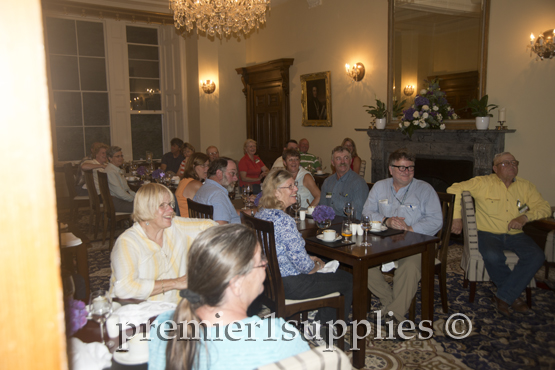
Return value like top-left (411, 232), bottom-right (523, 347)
top-left (382, 217), bottom-right (389, 227)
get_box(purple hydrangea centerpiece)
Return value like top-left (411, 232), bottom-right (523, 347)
top-left (152, 168), bottom-right (165, 180)
top-left (136, 166), bottom-right (147, 177)
top-left (65, 298), bottom-right (88, 336)
top-left (312, 205), bottom-right (335, 223)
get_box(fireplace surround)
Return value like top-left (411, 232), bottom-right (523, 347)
top-left (356, 129), bottom-right (516, 188)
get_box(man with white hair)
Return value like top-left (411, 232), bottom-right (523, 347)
top-left (271, 140), bottom-right (298, 169)
top-left (298, 138), bottom-right (322, 172)
top-left (447, 152), bottom-right (550, 317)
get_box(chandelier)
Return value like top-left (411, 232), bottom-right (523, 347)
top-left (169, 0), bottom-right (271, 38)
top-left (528, 29), bottom-right (555, 61)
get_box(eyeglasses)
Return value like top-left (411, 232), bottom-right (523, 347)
top-left (159, 201), bottom-right (175, 209)
top-left (391, 165), bottom-right (415, 172)
top-left (496, 160), bottom-right (519, 167)
top-left (279, 182), bottom-right (298, 190)
top-left (207, 152), bottom-right (218, 156)
top-left (254, 256), bottom-right (268, 269)
top-left (197, 163), bottom-right (209, 168)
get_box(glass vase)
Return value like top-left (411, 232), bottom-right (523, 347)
top-left (317, 220), bottom-right (332, 230)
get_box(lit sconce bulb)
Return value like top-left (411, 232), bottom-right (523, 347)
top-left (345, 64), bottom-right (350, 72)
top-left (530, 33), bottom-right (535, 45)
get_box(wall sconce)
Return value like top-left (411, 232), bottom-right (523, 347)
top-left (201, 80), bottom-right (216, 94)
top-left (345, 62), bottom-right (365, 82)
top-left (528, 29), bottom-right (555, 60)
top-left (403, 85), bottom-right (415, 96)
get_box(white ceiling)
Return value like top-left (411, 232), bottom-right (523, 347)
top-left (70, 0), bottom-right (294, 14)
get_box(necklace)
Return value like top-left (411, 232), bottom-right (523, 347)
top-left (392, 180), bottom-right (413, 206)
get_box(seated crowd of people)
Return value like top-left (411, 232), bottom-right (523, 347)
top-left (75, 136), bottom-right (550, 369)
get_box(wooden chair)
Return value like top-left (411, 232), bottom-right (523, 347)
top-left (63, 163), bottom-right (89, 221)
top-left (187, 198), bottom-right (214, 219)
top-left (240, 213), bottom-right (345, 350)
top-left (84, 170), bottom-right (103, 239)
top-left (460, 190), bottom-right (533, 307)
top-left (407, 192), bottom-right (455, 320)
top-left (97, 171), bottom-right (132, 250)
top-left (367, 182), bottom-right (374, 191)
top-left (359, 159), bottom-right (367, 177)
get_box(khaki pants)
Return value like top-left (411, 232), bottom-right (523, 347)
top-left (367, 254), bottom-right (421, 322)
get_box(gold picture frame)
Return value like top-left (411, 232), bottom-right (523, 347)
top-left (301, 71), bottom-right (332, 127)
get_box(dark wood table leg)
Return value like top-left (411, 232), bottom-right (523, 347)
top-left (351, 262), bottom-right (368, 369)
top-left (420, 242), bottom-right (435, 325)
top-left (75, 243), bottom-right (90, 299)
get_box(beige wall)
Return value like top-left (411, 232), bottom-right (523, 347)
top-left (487, 0), bottom-right (555, 204)
top-left (242, 0), bottom-right (389, 179)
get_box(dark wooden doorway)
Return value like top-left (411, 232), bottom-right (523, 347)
top-left (236, 59), bottom-right (294, 166)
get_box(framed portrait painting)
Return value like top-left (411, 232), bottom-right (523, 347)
top-left (301, 71), bottom-right (332, 127)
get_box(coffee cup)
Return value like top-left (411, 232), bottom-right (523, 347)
top-left (322, 229), bottom-right (337, 241)
top-left (350, 223), bottom-right (359, 235)
top-left (316, 170), bottom-right (324, 175)
top-left (371, 221), bottom-right (382, 231)
top-left (307, 206), bottom-right (315, 215)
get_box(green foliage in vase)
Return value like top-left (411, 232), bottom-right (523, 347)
top-left (391, 98), bottom-right (407, 119)
top-left (466, 95), bottom-right (498, 117)
top-left (363, 98), bottom-right (388, 119)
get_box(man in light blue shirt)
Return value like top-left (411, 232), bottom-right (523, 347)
top-left (319, 146), bottom-right (368, 218)
top-left (194, 157), bottom-right (240, 224)
top-left (362, 148), bottom-right (442, 323)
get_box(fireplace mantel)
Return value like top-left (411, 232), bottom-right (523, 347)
top-left (355, 128), bottom-right (516, 183)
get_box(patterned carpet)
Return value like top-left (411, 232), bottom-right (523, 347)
top-left (73, 217), bottom-right (555, 370)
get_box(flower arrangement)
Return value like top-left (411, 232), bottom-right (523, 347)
top-left (65, 298), bottom-right (88, 336)
top-left (399, 79), bottom-right (458, 138)
top-left (254, 192), bottom-right (263, 207)
top-left (151, 168), bottom-right (166, 180)
top-left (136, 166), bottom-right (147, 177)
top-left (312, 205), bottom-right (335, 223)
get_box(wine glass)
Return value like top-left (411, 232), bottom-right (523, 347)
top-left (291, 194), bottom-right (301, 222)
top-left (89, 290), bottom-right (112, 345)
top-left (246, 185), bottom-right (253, 207)
top-left (241, 187), bottom-right (250, 210)
top-left (341, 220), bottom-right (353, 243)
top-left (360, 216), bottom-right (372, 247)
top-left (343, 202), bottom-right (353, 221)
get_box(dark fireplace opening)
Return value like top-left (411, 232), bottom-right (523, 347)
top-left (415, 157), bottom-right (474, 193)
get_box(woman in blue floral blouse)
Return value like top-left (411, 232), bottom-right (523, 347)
top-left (255, 169), bottom-right (353, 328)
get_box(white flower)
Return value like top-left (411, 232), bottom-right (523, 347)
top-left (413, 120), bottom-right (419, 126)
top-left (422, 112), bottom-right (429, 119)
top-left (447, 106), bottom-right (451, 111)
top-left (452, 113), bottom-right (459, 119)
top-left (404, 121), bottom-right (410, 127)
top-left (419, 121), bottom-right (427, 128)
top-left (398, 123), bottom-right (402, 128)
top-left (413, 111), bottom-right (420, 118)
top-left (420, 89), bottom-right (427, 95)
top-left (422, 105), bottom-right (429, 111)
top-left (440, 124), bottom-right (446, 130)
top-left (433, 105), bottom-right (439, 111)
top-left (437, 113), bottom-right (443, 121)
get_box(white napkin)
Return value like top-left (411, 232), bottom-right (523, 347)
top-left (61, 232), bottom-right (82, 248)
top-left (69, 337), bottom-right (112, 370)
top-left (115, 301), bottom-right (176, 329)
top-left (317, 260), bottom-right (339, 274)
top-left (381, 261), bottom-right (398, 272)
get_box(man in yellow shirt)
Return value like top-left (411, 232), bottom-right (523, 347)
top-left (447, 152), bottom-right (550, 317)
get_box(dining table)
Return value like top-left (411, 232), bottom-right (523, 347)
top-left (298, 219), bottom-right (439, 369)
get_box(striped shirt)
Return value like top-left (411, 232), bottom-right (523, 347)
top-left (110, 217), bottom-right (217, 303)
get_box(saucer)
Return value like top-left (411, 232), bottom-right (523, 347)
top-left (317, 234), bottom-right (342, 242)
top-left (370, 225), bottom-right (388, 232)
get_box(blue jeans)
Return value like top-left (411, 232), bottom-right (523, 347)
top-left (478, 231), bottom-right (545, 305)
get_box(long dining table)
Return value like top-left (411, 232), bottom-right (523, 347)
top-left (298, 216), bottom-right (439, 369)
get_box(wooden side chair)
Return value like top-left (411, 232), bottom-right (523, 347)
top-left (63, 163), bottom-right (89, 222)
top-left (460, 190), bottom-right (533, 307)
top-left (407, 192), bottom-right (455, 320)
top-left (240, 213), bottom-right (345, 350)
top-left (84, 170), bottom-right (103, 239)
top-left (97, 171), bottom-right (132, 250)
top-left (187, 199), bottom-right (214, 219)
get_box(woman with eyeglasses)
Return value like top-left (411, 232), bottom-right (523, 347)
top-left (110, 183), bottom-right (217, 303)
top-left (149, 224), bottom-right (309, 370)
top-left (175, 152), bottom-right (210, 217)
top-left (255, 169), bottom-right (352, 336)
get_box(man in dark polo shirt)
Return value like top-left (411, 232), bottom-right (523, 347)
top-left (160, 138), bottom-right (185, 173)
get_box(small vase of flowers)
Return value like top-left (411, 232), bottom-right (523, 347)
top-left (399, 78), bottom-right (458, 138)
top-left (312, 205), bottom-right (335, 229)
top-left (151, 168), bottom-right (166, 183)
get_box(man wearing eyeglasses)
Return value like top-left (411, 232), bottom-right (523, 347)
top-left (447, 152), bottom-right (550, 317)
top-left (362, 149), bottom-right (442, 328)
